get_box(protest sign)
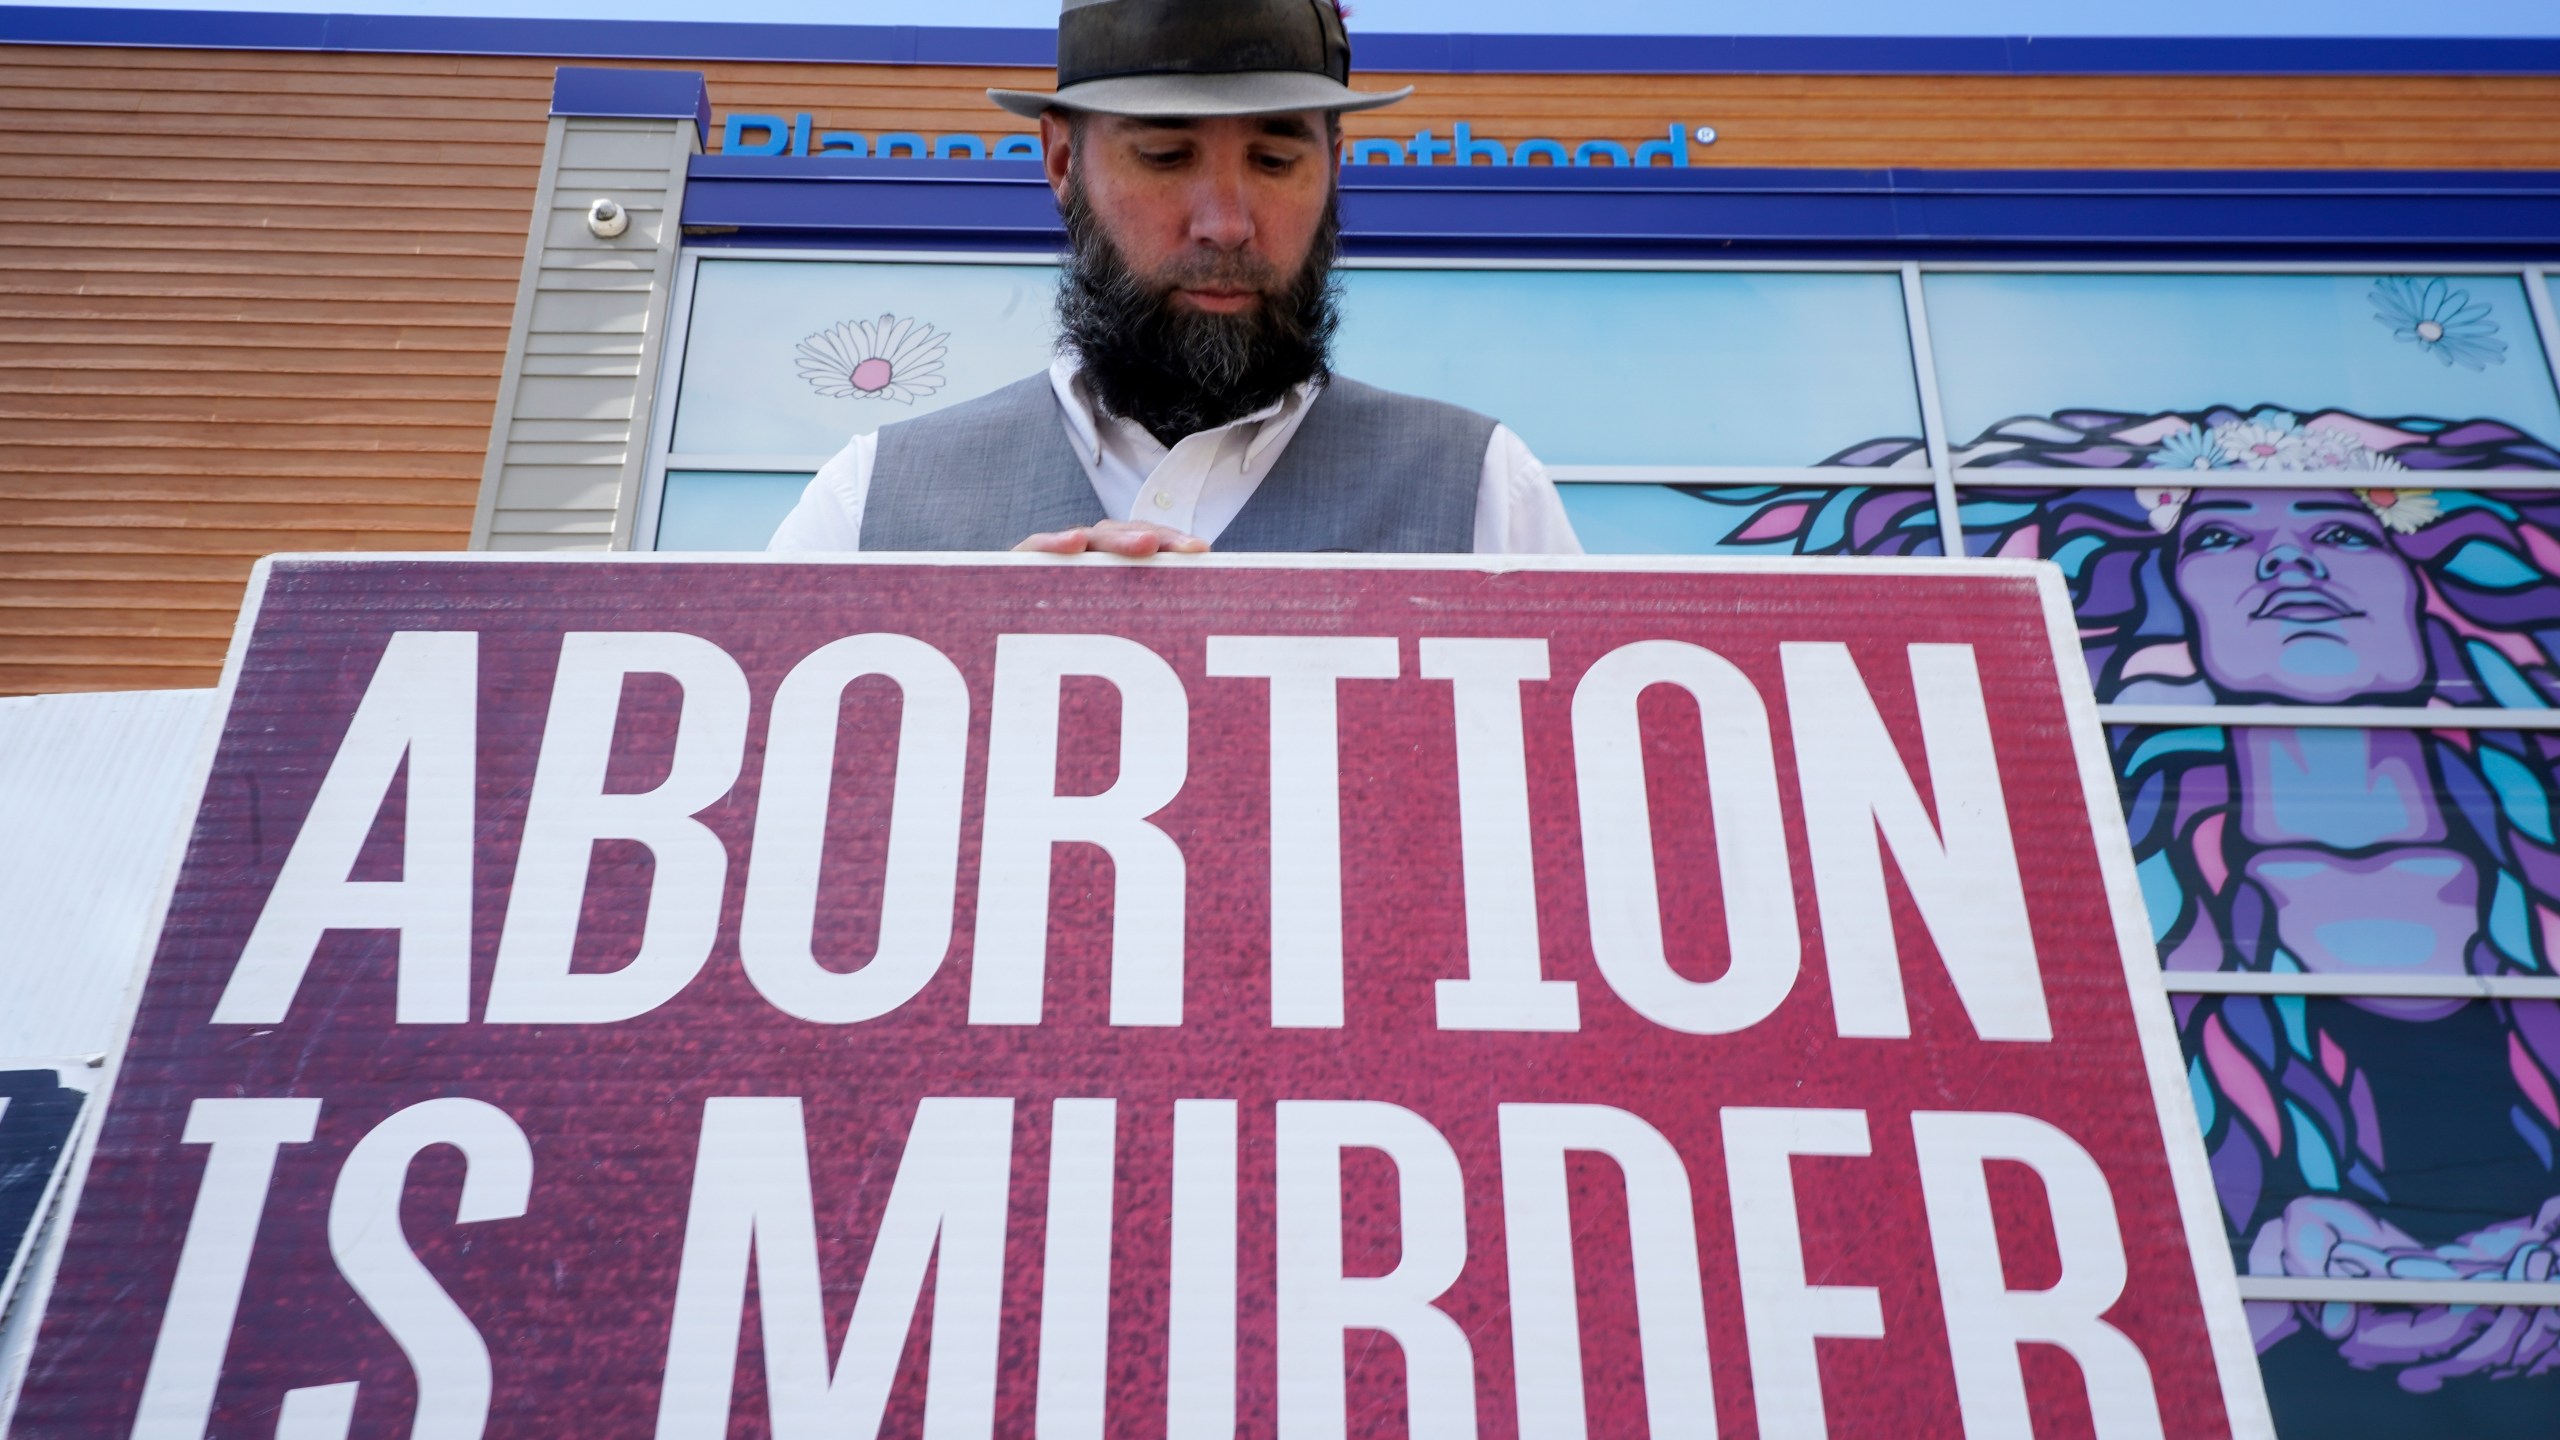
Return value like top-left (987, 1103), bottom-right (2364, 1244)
top-left (15, 553), bottom-right (2267, 1438)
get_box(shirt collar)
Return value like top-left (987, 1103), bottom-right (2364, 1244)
top-left (1047, 354), bottom-right (1323, 468)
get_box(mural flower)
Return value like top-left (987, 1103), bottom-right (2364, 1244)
top-left (2372, 276), bottom-right (2507, 371)
top-left (2146, 423), bottom-right (2233, 473)
top-left (1952, 404), bottom-right (2557, 476)
top-left (796, 314), bottom-right (950, 403)
top-left (2220, 409), bottom-right (2328, 470)
top-left (2357, 484), bottom-right (2439, 532)
top-left (2133, 485), bottom-right (2192, 532)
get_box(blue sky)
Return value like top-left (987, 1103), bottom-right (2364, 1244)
top-left (20, 0), bottom-right (2560, 36)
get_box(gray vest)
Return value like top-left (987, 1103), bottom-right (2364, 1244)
top-left (860, 373), bottom-right (1493, 552)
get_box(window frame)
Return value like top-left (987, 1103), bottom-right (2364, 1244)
top-left (644, 251), bottom-right (2560, 563)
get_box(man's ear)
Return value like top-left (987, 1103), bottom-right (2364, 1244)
top-left (1040, 110), bottom-right (1076, 199)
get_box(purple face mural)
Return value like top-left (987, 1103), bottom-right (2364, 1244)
top-left (2172, 490), bottom-right (2429, 704)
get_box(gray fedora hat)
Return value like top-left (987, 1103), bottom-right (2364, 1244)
top-left (988, 0), bottom-right (1413, 119)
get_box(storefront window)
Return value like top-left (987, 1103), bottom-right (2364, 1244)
top-left (1921, 273), bottom-right (2560, 473)
top-left (1332, 269), bottom-right (1924, 469)
top-left (651, 261), bottom-right (1939, 549)
top-left (653, 265), bottom-right (2560, 553)
top-left (1561, 482), bottom-right (1941, 555)
top-left (669, 258), bottom-right (1058, 460)
top-left (655, 471), bottom-right (812, 551)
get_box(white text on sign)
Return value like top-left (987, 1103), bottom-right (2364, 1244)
top-left (213, 630), bottom-right (2050, 1042)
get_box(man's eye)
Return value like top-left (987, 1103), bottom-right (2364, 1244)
top-left (1139, 149), bottom-right (1188, 166)
top-left (2183, 525), bottom-right (2244, 554)
top-left (2314, 522), bottom-right (2380, 550)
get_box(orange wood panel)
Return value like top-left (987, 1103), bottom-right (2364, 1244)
top-left (0, 447), bottom-right (485, 479)
top-left (0, 43), bottom-right (537, 692)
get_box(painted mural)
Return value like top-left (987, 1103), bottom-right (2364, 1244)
top-left (2034, 480), bottom-right (2560, 1399)
top-left (1620, 431), bottom-right (2560, 1425)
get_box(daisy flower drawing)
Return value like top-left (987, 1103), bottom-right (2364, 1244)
top-left (2145, 423), bottom-right (2232, 473)
top-left (796, 314), bottom-right (950, 404)
top-left (2131, 412), bottom-right (2417, 527)
top-left (2216, 409), bottom-right (2319, 470)
top-left (2356, 485), bottom-right (2440, 533)
top-left (2370, 276), bottom-right (2506, 371)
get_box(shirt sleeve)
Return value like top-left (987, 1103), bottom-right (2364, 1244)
top-left (764, 432), bottom-right (874, 553)
top-left (1470, 423), bottom-right (1584, 555)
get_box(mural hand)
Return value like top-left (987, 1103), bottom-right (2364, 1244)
top-left (2260, 1196), bottom-right (2560, 1386)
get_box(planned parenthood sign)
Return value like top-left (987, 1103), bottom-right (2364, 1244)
top-left (18, 554), bottom-right (2268, 1438)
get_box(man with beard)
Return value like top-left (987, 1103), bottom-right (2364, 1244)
top-left (767, 0), bottom-right (1579, 557)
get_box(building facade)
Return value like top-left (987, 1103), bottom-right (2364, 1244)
top-left (4, 8), bottom-right (2560, 1434)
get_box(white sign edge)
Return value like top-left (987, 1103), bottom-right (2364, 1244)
top-left (0, 557), bottom-right (273, 1431)
top-left (247, 548), bottom-right (2052, 578)
top-left (2033, 561), bottom-right (2278, 1439)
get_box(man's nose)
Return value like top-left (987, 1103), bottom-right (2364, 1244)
top-left (1187, 169), bottom-right (1255, 249)
top-left (2257, 542), bottom-right (2327, 581)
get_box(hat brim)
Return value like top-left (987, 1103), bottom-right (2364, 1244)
top-left (989, 70), bottom-right (1412, 120)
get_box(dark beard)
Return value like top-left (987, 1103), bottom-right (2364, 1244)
top-left (1055, 183), bottom-right (1341, 448)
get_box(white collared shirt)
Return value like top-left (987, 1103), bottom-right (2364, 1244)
top-left (765, 357), bottom-right (1583, 554)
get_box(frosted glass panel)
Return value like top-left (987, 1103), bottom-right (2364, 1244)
top-left (671, 259), bottom-right (1058, 455)
top-left (668, 261), bottom-right (1924, 471)
top-left (655, 471), bottom-right (808, 551)
top-left (1333, 269), bottom-right (1923, 468)
top-left (1924, 272), bottom-right (2560, 471)
top-left (1561, 483), bottom-right (1941, 555)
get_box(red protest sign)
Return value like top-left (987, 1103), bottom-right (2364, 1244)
top-left (16, 554), bottom-right (2267, 1439)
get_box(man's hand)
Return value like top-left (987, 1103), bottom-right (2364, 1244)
top-left (1012, 519), bottom-right (1210, 557)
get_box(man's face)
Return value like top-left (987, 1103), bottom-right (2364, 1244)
top-left (1041, 109), bottom-right (1338, 319)
top-left (1042, 107), bottom-right (1344, 445)
top-left (2172, 489), bottom-right (2429, 702)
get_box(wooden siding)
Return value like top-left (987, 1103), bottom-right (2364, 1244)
top-left (1350, 72), bottom-right (2560, 170)
top-left (4, 42), bottom-right (2559, 692)
top-left (0, 44), bottom-right (554, 695)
